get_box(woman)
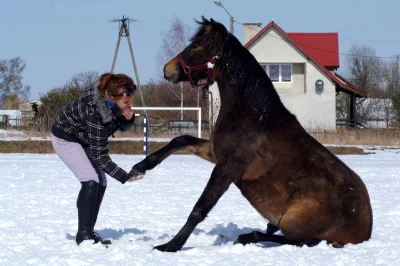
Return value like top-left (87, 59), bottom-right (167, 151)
top-left (51, 72), bottom-right (141, 246)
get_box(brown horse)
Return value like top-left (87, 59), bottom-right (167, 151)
top-left (130, 16), bottom-right (373, 252)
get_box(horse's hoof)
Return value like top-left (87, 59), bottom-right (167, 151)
top-left (326, 241), bottom-right (344, 248)
top-left (129, 166), bottom-right (146, 179)
top-left (233, 235), bottom-right (249, 246)
top-left (153, 242), bottom-right (181, 252)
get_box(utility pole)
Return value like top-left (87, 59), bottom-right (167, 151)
top-left (110, 16), bottom-right (146, 107)
top-left (214, 0), bottom-right (234, 33)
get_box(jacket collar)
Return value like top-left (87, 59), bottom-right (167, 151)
top-left (91, 80), bottom-right (114, 123)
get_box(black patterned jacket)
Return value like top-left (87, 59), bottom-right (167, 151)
top-left (51, 81), bottom-right (135, 184)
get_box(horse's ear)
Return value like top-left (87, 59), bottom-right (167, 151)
top-left (210, 18), bottom-right (215, 23)
top-left (201, 16), bottom-right (210, 24)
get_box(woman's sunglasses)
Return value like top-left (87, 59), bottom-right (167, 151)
top-left (112, 85), bottom-right (137, 97)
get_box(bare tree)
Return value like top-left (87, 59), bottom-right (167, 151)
top-left (344, 45), bottom-right (387, 125)
top-left (38, 71), bottom-right (99, 121)
top-left (336, 91), bottom-right (350, 120)
top-left (387, 56), bottom-right (400, 126)
top-left (157, 17), bottom-right (190, 74)
top-left (0, 57), bottom-right (31, 108)
top-left (2, 93), bottom-right (21, 110)
top-left (65, 71), bottom-right (99, 90)
top-left (156, 17), bottom-right (200, 119)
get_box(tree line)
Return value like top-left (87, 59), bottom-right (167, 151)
top-left (337, 45), bottom-right (400, 127)
top-left (1, 17), bottom-right (400, 128)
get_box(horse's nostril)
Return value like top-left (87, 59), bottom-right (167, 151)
top-left (164, 65), bottom-right (176, 79)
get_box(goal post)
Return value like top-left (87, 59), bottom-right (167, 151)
top-left (131, 107), bottom-right (202, 138)
top-left (134, 113), bottom-right (149, 157)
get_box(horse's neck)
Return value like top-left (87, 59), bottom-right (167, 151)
top-left (216, 59), bottom-right (292, 126)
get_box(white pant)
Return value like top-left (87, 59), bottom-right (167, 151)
top-left (51, 134), bottom-right (107, 186)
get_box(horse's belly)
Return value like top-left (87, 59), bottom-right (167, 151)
top-left (235, 178), bottom-right (288, 225)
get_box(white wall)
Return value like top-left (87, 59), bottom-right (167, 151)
top-left (210, 27), bottom-right (337, 131)
top-left (208, 82), bottom-right (221, 128)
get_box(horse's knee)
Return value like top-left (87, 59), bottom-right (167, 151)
top-left (169, 135), bottom-right (194, 148)
top-left (188, 208), bottom-right (206, 224)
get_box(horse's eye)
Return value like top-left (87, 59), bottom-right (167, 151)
top-left (192, 43), bottom-right (199, 49)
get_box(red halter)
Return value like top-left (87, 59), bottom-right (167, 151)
top-left (177, 36), bottom-right (230, 88)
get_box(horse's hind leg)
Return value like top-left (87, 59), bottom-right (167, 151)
top-left (130, 135), bottom-right (214, 177)
top-left (234, 231), bottom-right (298, 246)
top-left (234, 231), bottom-right (321, 247)
top-left (266, 222), bottom-right (280, 235)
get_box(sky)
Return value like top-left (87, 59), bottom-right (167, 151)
top-left (1, 0), bottom-right (400, 100)
top-left (0, 148), bottom-right (399, 265)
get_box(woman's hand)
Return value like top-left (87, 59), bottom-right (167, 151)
top-left (127, 175), bottom-right (144, 182)
top-left (122, 107), bottom-right (134, 120)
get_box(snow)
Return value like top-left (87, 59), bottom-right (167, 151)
top-left (0, 147), bottom-right (400, 265)
top-left (0, 129), bottom-right (27, 138)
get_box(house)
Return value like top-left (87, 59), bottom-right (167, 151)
top-left (208, 21), bottom-right (366, 130)
top-left (19, 101), bottom-right (41, 123)
top-left (0, 101), bottom-right (42, 129)
top-left (0, 110), bottom-right (22, 127)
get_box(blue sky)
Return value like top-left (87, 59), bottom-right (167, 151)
top-left (1, 0), bottom-right (399, 100)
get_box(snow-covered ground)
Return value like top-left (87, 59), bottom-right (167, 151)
top-left (0, 147), bottom-right (399, 265)
top-left (0, 129), bottom-right (27, 138)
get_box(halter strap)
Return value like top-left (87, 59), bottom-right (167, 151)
top-left (177, 35), bottom-right (230, 88)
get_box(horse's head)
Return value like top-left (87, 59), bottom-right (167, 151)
top-left (164, 16), bottom-right (229, 88)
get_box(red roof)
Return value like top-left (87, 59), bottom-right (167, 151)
top-left (244, 21), bottom-right (365, 97)
top-left (286, 33), bottom-right (338, 68)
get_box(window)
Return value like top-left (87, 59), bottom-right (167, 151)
top-left (281, 64), bottom-right (292, 82)
top-left (269, 64), bottom-right (280, 82)
top-left (260, 64), bottom-right (292, 82)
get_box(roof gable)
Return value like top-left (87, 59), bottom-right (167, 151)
top-left (244, 21), bottom-right (338, 68)
top-left (244, 21), bottom-right (365, 97)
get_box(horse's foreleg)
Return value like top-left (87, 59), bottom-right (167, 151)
top-left (153, 164), bottom-right (236, 252)
top-left (130, 135), bottom-right (214, 177)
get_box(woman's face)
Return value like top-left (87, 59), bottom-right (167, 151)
top-left (109, 87), bottom-right (134, 110)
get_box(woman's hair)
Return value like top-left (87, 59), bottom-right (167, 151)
top-left (98, 72), bottom-right (134, 96)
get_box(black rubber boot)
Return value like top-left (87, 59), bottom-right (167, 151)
top-left (92, 185), bottom-right (111, 245)
top-left (76, 180), bottom-right (98, 245)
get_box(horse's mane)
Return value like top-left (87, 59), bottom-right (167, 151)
top-left (193, 20), bottom-right (294, 125)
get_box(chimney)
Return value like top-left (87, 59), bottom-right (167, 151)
top-left (243, 23), bottom-right (262, 45)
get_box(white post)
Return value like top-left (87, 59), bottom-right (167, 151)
top-left (131, 107), bottom-right (202, 138)
top-left (180, 82), bottom-right (183, 120)
top-left (198, 108), bottom-right (201, 138)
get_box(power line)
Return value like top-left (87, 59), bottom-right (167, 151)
top-left (0, 19), bottom-right (167, 27)
top-left (340, 38), bottom-right (400, 44)
top-left (0, 19), bottom-right (104, 23)
top-left (235, 21), bottom-right (399, 60)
